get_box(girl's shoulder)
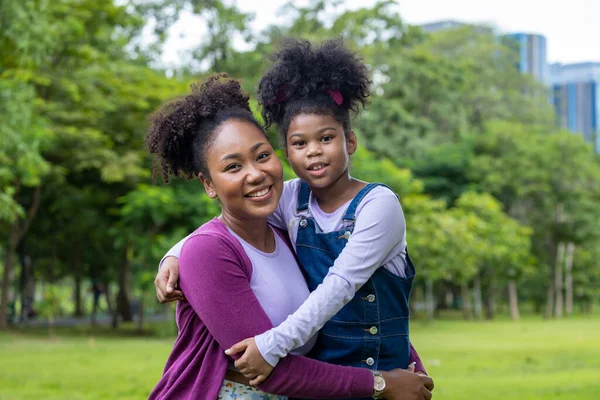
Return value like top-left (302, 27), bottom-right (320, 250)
top-left (283, 177), bottom-right (302, 193)
top-left (358, 182), bottom-right (399, 202)
top-left (280, 178), bottom-right (303, 206)
top-left (354, 183), bottom-right (402, 215)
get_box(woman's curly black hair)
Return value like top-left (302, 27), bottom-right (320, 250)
top-left (146, 73), bottom-right (262, 182)
top-left (258, 37), bottom-right (371, 144)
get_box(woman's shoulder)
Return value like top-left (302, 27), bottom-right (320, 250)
top-left (182, 218), bottom-right (242, 256)
top-left (180, 218), bottom-right (252, 276)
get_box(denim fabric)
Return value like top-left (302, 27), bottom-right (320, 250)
top-left (294, 182), bottom-right (416, 400)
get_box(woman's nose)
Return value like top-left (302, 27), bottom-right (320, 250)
top-left (246, 164), bottom-right (266, 183)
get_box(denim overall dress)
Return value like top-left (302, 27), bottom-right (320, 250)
top-left (295, 182), bottom-right (415, 399)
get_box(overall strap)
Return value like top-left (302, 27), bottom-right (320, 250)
top-left (296, 180), bottom-right (312, 213)
top-left (342, 183), bottom-right (394, 223)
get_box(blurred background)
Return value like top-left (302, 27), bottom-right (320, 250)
top-left (1, 0), bottom-right (599, 399)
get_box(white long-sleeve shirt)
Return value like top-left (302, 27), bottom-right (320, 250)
top-left (160, 178), bottom-right (408, 367)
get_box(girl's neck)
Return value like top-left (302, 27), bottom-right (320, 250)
top-left (311, 171), bottom-right (366, 214)
top-left (219, 212), bottom-right (274, 252)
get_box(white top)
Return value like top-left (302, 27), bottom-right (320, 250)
top-left (226, 226), bottom-right (317, 357)
top-left (161, 178), bottom-right (408, 367)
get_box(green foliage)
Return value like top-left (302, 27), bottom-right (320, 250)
top-left (1, 0), bottom-right (599, 326)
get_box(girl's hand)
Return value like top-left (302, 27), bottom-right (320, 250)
top-left (380, 368), bottom-right (434, 400)
top-left (408, 362), bottom-right (429, 378)
top-left (155, 257), bottom-right (184, 303)
top-left (225, 337), bottom-right (274, 386)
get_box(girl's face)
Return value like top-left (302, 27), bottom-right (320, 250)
top-left (285, 113), bottom-right (357, 189)
top-left (200, 120), bottom-right (284, 221)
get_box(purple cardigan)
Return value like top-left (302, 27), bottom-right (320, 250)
top-left (149, 218), bottom-right (375, 399)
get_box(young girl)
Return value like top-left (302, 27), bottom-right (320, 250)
top-left (157, 39), bottom-right (432, 399)
top-left (146, 74), bottom-right (431, 400)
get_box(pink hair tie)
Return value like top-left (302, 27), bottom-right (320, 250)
top-left (327, 89), bottom-right (343, 106)
top-left (275, 87), bottom-right (289, 103)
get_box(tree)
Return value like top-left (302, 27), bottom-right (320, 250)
top-left (0, 0), bottom-right (184, 328)
top-left (453, 192), bottom-right (534, 320)
top-left (471, 121), bottom-right (600, 318)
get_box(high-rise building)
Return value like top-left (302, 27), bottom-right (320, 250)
top-left (551, 62), bottom-right (600, 152)
top-left (418, 20), bottom-right (466, 33)
top-left (418, 20), bottom-right (599, 152)
top-left (505, 33), bottom-right (550, 85)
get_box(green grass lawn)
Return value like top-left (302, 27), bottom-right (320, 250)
top-left (0, 315), bottom-right (598, 399)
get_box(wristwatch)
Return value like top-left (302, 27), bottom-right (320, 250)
top-left (371, 370), bottom-right (386, 398)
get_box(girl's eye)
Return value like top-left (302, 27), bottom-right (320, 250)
top-left (321, 135), bottom-right (333, 143)
top-left (292, 140), bottom-right (306, 147)
top-left (257, 152), bottom-right (271, 161)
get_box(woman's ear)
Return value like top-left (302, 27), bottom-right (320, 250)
top-left (198, 172), bottom-right (217, 198)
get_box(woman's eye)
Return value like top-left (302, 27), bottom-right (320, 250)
top-left (257, 152), bottom-right (271, 161)
top-left (225, 164), bottom-right (241, 172)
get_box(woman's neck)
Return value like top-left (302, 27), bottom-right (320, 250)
top-left (219, 211), bottom-right (274, 252)
top-left (311, 171), bottom-right (366, 214)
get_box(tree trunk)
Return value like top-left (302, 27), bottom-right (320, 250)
top-left (0, 244), bottom-right (16, 329)
top-left (18, 243), bottom-right (33, 322)
top-left (460, 282), bottom-right (472, 320)
top-left (545, 241), bottom-right (563, 319)
top-left (74, 274), bottom-right (83, 317)
top-left (117, 261), bottom-right (133, 322)
top-left (1, 185), bottom-right (42, 329)
top-left (564, 242), bottom-right (575, 316)
top-left (554, 242), bottom-right (566, 318)
top-left (425, 279), bottom-right (435, 320)
top-left (72, 246), bottom-right (84, 317)
top-left (137, 296), bottom-right (144, 335)
top-left (484, 274), bottom-right (496, 320)
top-left (508, 280), bottom-right (520, 320)
top-left (106, 284), bottom-right (119, 329)
top-left (90, 280), bottom-right (101, 328)
top-left (544, 282), bottom-right (555, 319)
top-left (473, 275), bottom-right (483, 319)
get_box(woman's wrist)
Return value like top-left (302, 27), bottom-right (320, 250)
top-left (373, 370), bottom-right (389, 398)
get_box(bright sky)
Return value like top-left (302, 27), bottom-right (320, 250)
top-left (162, 0), bottom-right (600, 67)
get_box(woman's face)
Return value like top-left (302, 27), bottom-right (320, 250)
top-left (200, 120), bottom-right (283, 221)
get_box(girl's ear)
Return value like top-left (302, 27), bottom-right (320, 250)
top-left (346, 131), bottom-right (358, 156)
top-left (198, 172), bottom-right (217, 198)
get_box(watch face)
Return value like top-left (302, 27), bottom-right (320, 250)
top-left (374, 375), bottom-right (386, 391)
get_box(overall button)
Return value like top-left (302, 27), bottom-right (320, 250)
top-left (366, 294), bottom-right (376, 302)
top-left (369, 326), bottom-right (378, 335)
top-left (365, 357), bottom-right (375, 366)
top-left (343, 231), bottom-right (351, 240)
top-left (299, 218), bottom-right (307, 228)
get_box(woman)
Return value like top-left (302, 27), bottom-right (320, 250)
top-left (146, 74), bottom-right (433, 399)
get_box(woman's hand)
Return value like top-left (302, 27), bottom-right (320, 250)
top-left (380, 368), bottom-right (434, 400)
top-left (226, 337), bottom-right (274, 386)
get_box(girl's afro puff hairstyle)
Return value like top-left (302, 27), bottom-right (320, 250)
top-left (146, 73), bottom-right (262, 183)
top-left (258, 37), bottom-right (371, 142)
